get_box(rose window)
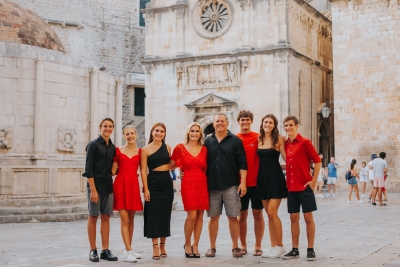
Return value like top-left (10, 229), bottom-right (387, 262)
top-left (201, 1), bottom-right (229, 33)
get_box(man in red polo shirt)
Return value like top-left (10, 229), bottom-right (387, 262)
top-left (281, 116), bottom-right (321, 261)
top-left (235, 110), bottom-right (265, 256)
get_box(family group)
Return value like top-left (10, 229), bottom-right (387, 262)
top-left (82, 111), bottom-right (322, 263)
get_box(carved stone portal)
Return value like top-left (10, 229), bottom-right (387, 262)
top-left (57, 127), bottom-right (77, 152)
top-left (0, 127), bottom-right (12, 149)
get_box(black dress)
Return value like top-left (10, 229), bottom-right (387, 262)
top-left (255, 148), bottom-right (287, 199)
top-left (144, 143), bottom-right (174, 238)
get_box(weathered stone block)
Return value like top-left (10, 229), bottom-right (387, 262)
top-left (44, 70), bottom-right (63, 83)
top-left (12, 169), bottom-right (48, 196)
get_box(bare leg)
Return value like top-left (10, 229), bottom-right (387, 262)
top-left (318, 182), bottom-right (323, 194)
top-left (372, 187), bottom-right (378, 203)
top-left (119, 210), bottom-right (132, 251)
top-left (128, 211), bottom-right (135, 247)
top-left (227, 216), bottom-right (240, 249)
top-left (377, 188), bottom-right (383, 205)
top-left (348, 184), bottom-right (353, 201)
top-left (100, 214), bottom-right (110, 250)
top-left (265, 199), bottom-right (283, 247)
top-left (192, 210), bottom-right (204, 255)
top-left (160, 237), bottom-right (167, 256)
top-left (362, 182), bottom-right (366, 195)
top-left (333, 184), bottom-right (337, 194)
top-left (88, 215), bottom-right (98, 250)
top-left (290, 213), bottom-right (300, 248)
top-left (151, 238), bottom-right (159, 258)
top-left (208, 216), bottom-right (220, 249)
top-left (304, 212), bottom-right (315, 248)
top-left (238, 210), bottom-right (248, 250)
top-left (354, 184), bottom-right (360, 200)
top-left (184, 210), bottom-right (197, 254)
top-left (327, 184), bottom-right (331, 194)
top-left (253, 209), bottom-right (265, 251)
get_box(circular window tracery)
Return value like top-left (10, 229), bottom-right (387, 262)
top-left (193, 0), bottom-right (233, 39)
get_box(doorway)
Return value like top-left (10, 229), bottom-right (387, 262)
top-left (204, 124), bottom-right (215, 135)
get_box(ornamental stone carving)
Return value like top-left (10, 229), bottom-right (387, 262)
top-left (192, 0), bottom-right (233, 39)
top-left (57, 127), bottom-right (77, 152)
top-left (187, 62), bottom-right (239, 87)
top-left (0, 127), bottom-right (12, 149)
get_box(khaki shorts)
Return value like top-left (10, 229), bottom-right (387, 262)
top-left (207, 186), bottom-right (241, 217)
top-left (374, 177), bottom-right (385, 188)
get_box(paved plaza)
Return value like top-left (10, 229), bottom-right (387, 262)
top-left (1, 191), bottom-right (400, 267)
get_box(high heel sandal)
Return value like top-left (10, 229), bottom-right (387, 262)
top-left (160, 242), bottom-right (167, 258)
top-left (192, 246), bottom-right (201, 258)
top-left (152, 244), bottom-right (160, 260)
top-left (184, 245), bottom-right (194, 258)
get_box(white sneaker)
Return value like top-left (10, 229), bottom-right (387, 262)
top-left (357, 200), bottom-right (364, 203)
top-left (362, 194), bottom-right (366, 198)
top-left (124, 249), bottom-right (141, 259)
top-left (332, 194), bottom-right (336, 197)
top-left (262, 247), bottom-right (274, 258)
top-left (125, 250), bottom-right (137, 262)
top-left (316, 194), bottom-right (324, 198)
top-left (348, 201), bottom-right (352, 204)
top-left (326, 194), bottom-right (330, 197)
top-left (267, 245), bottom-right (286, 258)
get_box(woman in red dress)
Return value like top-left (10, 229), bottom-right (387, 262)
top-left (111, 125), bottom-right (143, 262)
top-left (170, 122), bottom-right (208, 258)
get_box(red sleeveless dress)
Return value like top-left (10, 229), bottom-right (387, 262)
top-left (171, 144), bottom-right (209, 211)
top-left (113, 147), bottom-right (143, 211)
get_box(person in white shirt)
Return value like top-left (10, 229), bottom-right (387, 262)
top-left (367, 154), bottom-right (377, 203)
top-left (371, 152), bottom-right (388, 206)
top-left (358, 162), bottom-right (368, 198)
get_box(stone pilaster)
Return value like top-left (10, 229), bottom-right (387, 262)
top-left (275, 0), bottom-right (289, 44)
top-left (274, 51), bottom-right (290, 133)
top-left (33, 58), bottom-right (45, 164)
top-left (239, 0), bottom-right (252, 50)
top-left (90, 67), bottom-right (99, 141)
top-left (115, 77), bottom-right (124, 147)
top-left (174, 6), bottom-right (186, 56)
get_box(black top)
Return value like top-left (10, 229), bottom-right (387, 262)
top-left (204, 131), bottom-right (247, 191)
top-left (148, 143), bottom-right (170, 171)
top-left (82, 136), bottom-right (116, 195)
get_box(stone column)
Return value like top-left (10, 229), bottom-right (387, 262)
top-left (90, 68), bottom-right (99, 140)
top-left (274, 51), bottom-right (290, 133)
top-left (239, 0), bottom-right (252, 50)
top-left (115, 77), bottom-right (124, 147)
top-left (34, 58), bottom-right (45, 162)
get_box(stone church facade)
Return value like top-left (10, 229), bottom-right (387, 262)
top-left (142, 0), bottom-right (333, 164)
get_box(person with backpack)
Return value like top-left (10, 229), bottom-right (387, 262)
top-left (346, 159), bottom-right (364, 204)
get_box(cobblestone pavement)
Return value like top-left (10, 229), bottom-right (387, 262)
top-left (1, 191), bottom-right (400, 267)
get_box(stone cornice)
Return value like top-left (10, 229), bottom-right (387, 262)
top-left (291, 0), bottom-right (332, 25)
top-left (141, 45), bottom-right (332, 71)
top-left (141, 2), bottom-right (188, 14)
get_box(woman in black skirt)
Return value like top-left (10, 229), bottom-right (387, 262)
top-left (255, 114), bottom-right (287, 258)
top-left (140, 122), bottom-right (174, 260)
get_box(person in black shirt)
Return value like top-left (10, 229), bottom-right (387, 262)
top-left (204, 113), bottom-right (247, 258)
top-left (82, 118), bottom-right (117, 262)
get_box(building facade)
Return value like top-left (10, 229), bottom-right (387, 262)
top-left (142, 0), bottom-right (333, 164)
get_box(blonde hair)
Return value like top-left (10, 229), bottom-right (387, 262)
top-left (183, 122), bottom-right (204, 145)
top-left (122, 125), bottom-right (137, 135)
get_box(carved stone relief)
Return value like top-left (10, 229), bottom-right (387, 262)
top-left (0, 127), bottom-right (12, 149)
top-left (186, 62), bottom-right (239, 88)
top-left (192, 0), bottom-right (234, 39)
top-left (57, 127), bottom-right (77, 152)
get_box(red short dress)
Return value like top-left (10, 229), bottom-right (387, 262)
top-left (113, 147), bottom-right (143, 211)
top-left (171, 144), bottom-right (209, 211)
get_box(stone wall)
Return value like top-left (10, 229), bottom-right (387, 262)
top-left (331, 0), bottom-right (400, 190)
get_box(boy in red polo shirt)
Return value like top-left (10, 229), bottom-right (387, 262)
top-left (281, 116), bottom-right (321, 261)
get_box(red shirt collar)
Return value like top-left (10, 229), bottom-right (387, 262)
top-left (286, 133), bottom-right (303, 144)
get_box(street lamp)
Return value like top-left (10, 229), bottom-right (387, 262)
top-left (321, 106), bottom-right (330, 118)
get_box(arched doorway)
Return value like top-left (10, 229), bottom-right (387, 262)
top-left (204, 124), bottom-right (215, 135)
top-left (318, 123), bottom-right (329, 167)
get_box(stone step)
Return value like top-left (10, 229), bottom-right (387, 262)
top-left (0, 212), bottom-right (89, 224)
top-left (0, 196), bottom-right (88, 207)
top-left (0, 204), bottom-right (88, 215)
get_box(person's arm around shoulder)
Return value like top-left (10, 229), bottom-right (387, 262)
top-left (278, 135), bottom-right (286, 162)
top-left (140, 146), bottom-right (150, 202)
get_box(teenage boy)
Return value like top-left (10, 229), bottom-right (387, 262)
top-left (281, 116), bottom-right (321, 261)
top-left (372, 152), bottom-right (388, 206)
top-left (83, 118), bottom-right (118, 262)
top-left (235, 110), bottom-right (265, 256)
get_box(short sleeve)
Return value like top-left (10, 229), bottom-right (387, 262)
top-left (113, 147), bottom-right (120, 164)
top-left (171, 144), bottom-right (183, 167)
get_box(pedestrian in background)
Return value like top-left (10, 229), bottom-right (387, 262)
top-left (359, 162), bottom-right (368, 198)
top-left (326, 157), bottom-right (339, 197)
top-left (347, 159), bottom-right (363, 204)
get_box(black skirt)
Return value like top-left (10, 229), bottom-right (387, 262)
top-left (144, 170), bottom-right (174, 238)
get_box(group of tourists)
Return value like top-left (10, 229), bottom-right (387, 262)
top-left (83, 111), bottom-right (322, 263)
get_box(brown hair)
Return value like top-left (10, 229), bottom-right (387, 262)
top-left (183, 122), bottom-right (204, 145)
top-left (259, 114), bottom-right (279, 149)
top-left (237, 110), bottom-right (254, 122)
top-left (148, 122), bottom-right (166, 144)
top-left (283, 115), bottom-right (299, 125)
top-left (99, 118), bottom-right (114, 128)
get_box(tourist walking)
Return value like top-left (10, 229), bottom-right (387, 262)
top-left (255, 114), bottom-right (288, 258)
top-left (315, 154), bottom-right (325, 198)
top-left (371, 152), bottom-right (388, 206)
top-left (170, 122), bottom-right (208, 258)
top-left (281, 116), bottom-right (321, 261)
top-left (235, 110), bottom-right (265, 257)
top-left (359, 162), bottom-right (368, 198)
top-left (83, 118), bottom-right (118, 262)
top-left (347, 159), bottom-right (363, 204)
top-left (204, 113), bottom-right (247, 258)
top-left (367, 153), bottom-right (377, 203)
top-left (326, 157), bottom-right (339, 197)
top-left (140, 123), bottom-right (174, 260)
top-left (111, 125), bottom-right (143, 262)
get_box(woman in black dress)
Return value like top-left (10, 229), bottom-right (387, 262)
top-left (255, 114), bottom-right (287, 258)
top-left (140, 122), bottom-right (174, 260)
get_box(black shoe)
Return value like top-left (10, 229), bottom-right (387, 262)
top-left (307, 250), bottom-right (316, 261)
top-left (100, 249), bottom-right (118, 261)
top-left (89, 249), bottom-right (99, 262)
top-left (184, 245), bottom-right (194, 258)
top-left (282, 249), bottom-right (299, 260)
top-left (372, 202), bottom-right (377, 205)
